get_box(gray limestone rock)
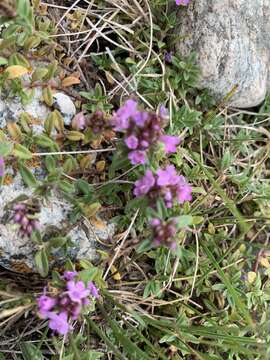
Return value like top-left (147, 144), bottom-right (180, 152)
top-left (0, 88), bottom-right (49, 130)
top-left (175, 0), bottom-right (270, 107)
top-left (0, 86), bottom-right (114, 274)
top-left (0, 174), bottom-right (115, 273)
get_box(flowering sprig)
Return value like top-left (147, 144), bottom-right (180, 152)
top-left (150, 218), bottom-right (178, 249)
top-left (12, 202), bottom-right (40, 237)
top-left (110, 100), bottom-right (180, 165)
top-left (134, 165), bottom-right (192, 209)
top-left (37, 271), bottom-right (99, 336)
top-left (72, 110), bottom-right (111, 135)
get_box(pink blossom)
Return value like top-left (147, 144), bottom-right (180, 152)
top-left (134, 170), bottom-right (155, 197)
top-left (37, 275), bottom-right (100, 336)
top-left (38, 295), bottom-right (57, 318)
top-left (111, 100), bottom-right (175, 165)
top-left (156, 165), bottom-right (180, 186)
top-left (62, 271), bottom-right (78, 281)
top-left (125, 135), bottom-right (139, 149)
top-left (176, 0), bottom-right (190, 5)
top-left (128, 150), bottom-right (147, 165)
top-left (111, 99), bottom-right (138, 131)
top-left (48, 312), bottom-right (70, 335)
top-left (67, 280), bottom-right (90, 303)
top-left (134, 165), bottom-right (192, 208)
top-left (12, 202), bottom-right (40, 238)
top-left (72, 112), bottom-right (86, 130)
top-left (176, 176), bottom-right (192, 203)
top-left (159, 135), bottom-right (181, 154)
top-left (150, 218), bottom-right (178, 249)
top-left (88, 281), bottom-right (99, 298)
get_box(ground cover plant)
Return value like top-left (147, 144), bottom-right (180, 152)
top-left (0, 0), bottom-right (270, 359)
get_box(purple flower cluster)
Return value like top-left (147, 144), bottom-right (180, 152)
top-left (150, 218), bottom-right (178, 249)
top-left (88, 110), bottom-right (109, 134)
top-left (110, 100), bottom-right (180, 165)
top-left (12, 203), bottom-right (40, 237)
top-left (38, 271), bottom-right (99, 336)
top-left (176, 0), bottom-right (190, 5)
top-left (134, 165), bottom-right (192, 208)
top-left (72, 110), bottom-right (110, 135)
top-left (0, 157), bottom-right (4, 177)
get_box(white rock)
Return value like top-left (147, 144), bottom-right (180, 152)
top-left (175, 0), bottom-right (270, 108)
top-left (53, 93), bottom-right (76, 125)
top-left (0, 88), bottom-right (50, 130)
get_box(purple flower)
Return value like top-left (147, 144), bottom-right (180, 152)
top-left (150, 218), bottom-right (161, 227)
top-left (134, 170), bottom-right (155, 197)
top-left (88, 281), bottom-right (99, 298)
top-left (156, 165), bottom-right (180, 186)
top-left (71, 304), bottom-right (82, 320)
top-left (134, 165), bottom-right (192, 208)
top-left (111, 99), bottom-right (138, 131)
top-left (111, 100), bottom-right (173, 165)
top-left (176, 0), bottom-right (190, 5)
top-left (0, 157), bottom-right (4, 177)
top-left (165, 52), bottom-right (173, 63)
top-left (150, 218), bottom-right (178, 249)
top-left (125, 135), bottom-right (139, 149)
top-left (36, 275), bottom-right (100, 336)
top-left (159, 105), bottom-right (169, 119)
top-left (62, 271), bottom-right (78, 281)
top-left (67, 280), bottom-right (90, 303)
top-left (176, 177), bottom-right (192, 203)
top-left (72, 112), bottom-right (86, 130)
top-left (133, 111), bottom-right (149, 127)
top-left (48, 311), bottom-right (70, 335)
top-left (160, 135), bottom-right (181, 154)
top-left (12, 202), bottom-right (40, 238)
top-left (38, 295), bottom-right (57, 318)
top-left (128, 150), bottom-right (147, 165)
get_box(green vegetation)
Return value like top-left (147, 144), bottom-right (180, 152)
top-left (0, 0), bottom-right (270, 359)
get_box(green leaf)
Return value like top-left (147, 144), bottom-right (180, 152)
top-left (86, 318), bottom-right (126, 360)
top-left (47, 237), bottom-right (68, 249)
top-left (9, 53), bottom-right (30, 67)
top-left (34, 135), bottom-right (55, 149)
top-left (193, 153), bottom-right (251, 235)
top-left (75, 179), bottom-right (93, 195)
top-left (78, 268), bottom-right (99, 284)
top-left (58, 180), bottom-right (75, 194)
top-left (44, 60), bottom-right (58, 80)
top-left (13, 143), bottom-right (32, 159)
top-left (176, 215), bottom-right (193, 228)
top-left (0, 57), bottom-right (8, 66)
top-left (35, 248), bottom-right (49, 278)
top-left (18, 162), bottom-right (37, 187)
top-left (0, 141), bottom-right (13, 156)
top-left (99, 304), bottom-right (152, 360)
top-left (202, 244), bottom-right (253, 326)
top-left (32, 67), bottom-right (48, 82)
top-left (45, 155), bottom-right (56, 173)
top-left (20, 342), bottom-right (44, 360)
top-left (82, 351), bottom-right (103, 360)
top-left (159, 334), bottom-right (177, 343)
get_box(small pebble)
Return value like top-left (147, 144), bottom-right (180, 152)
top-left (53, 93), bottom-right (76, 126)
